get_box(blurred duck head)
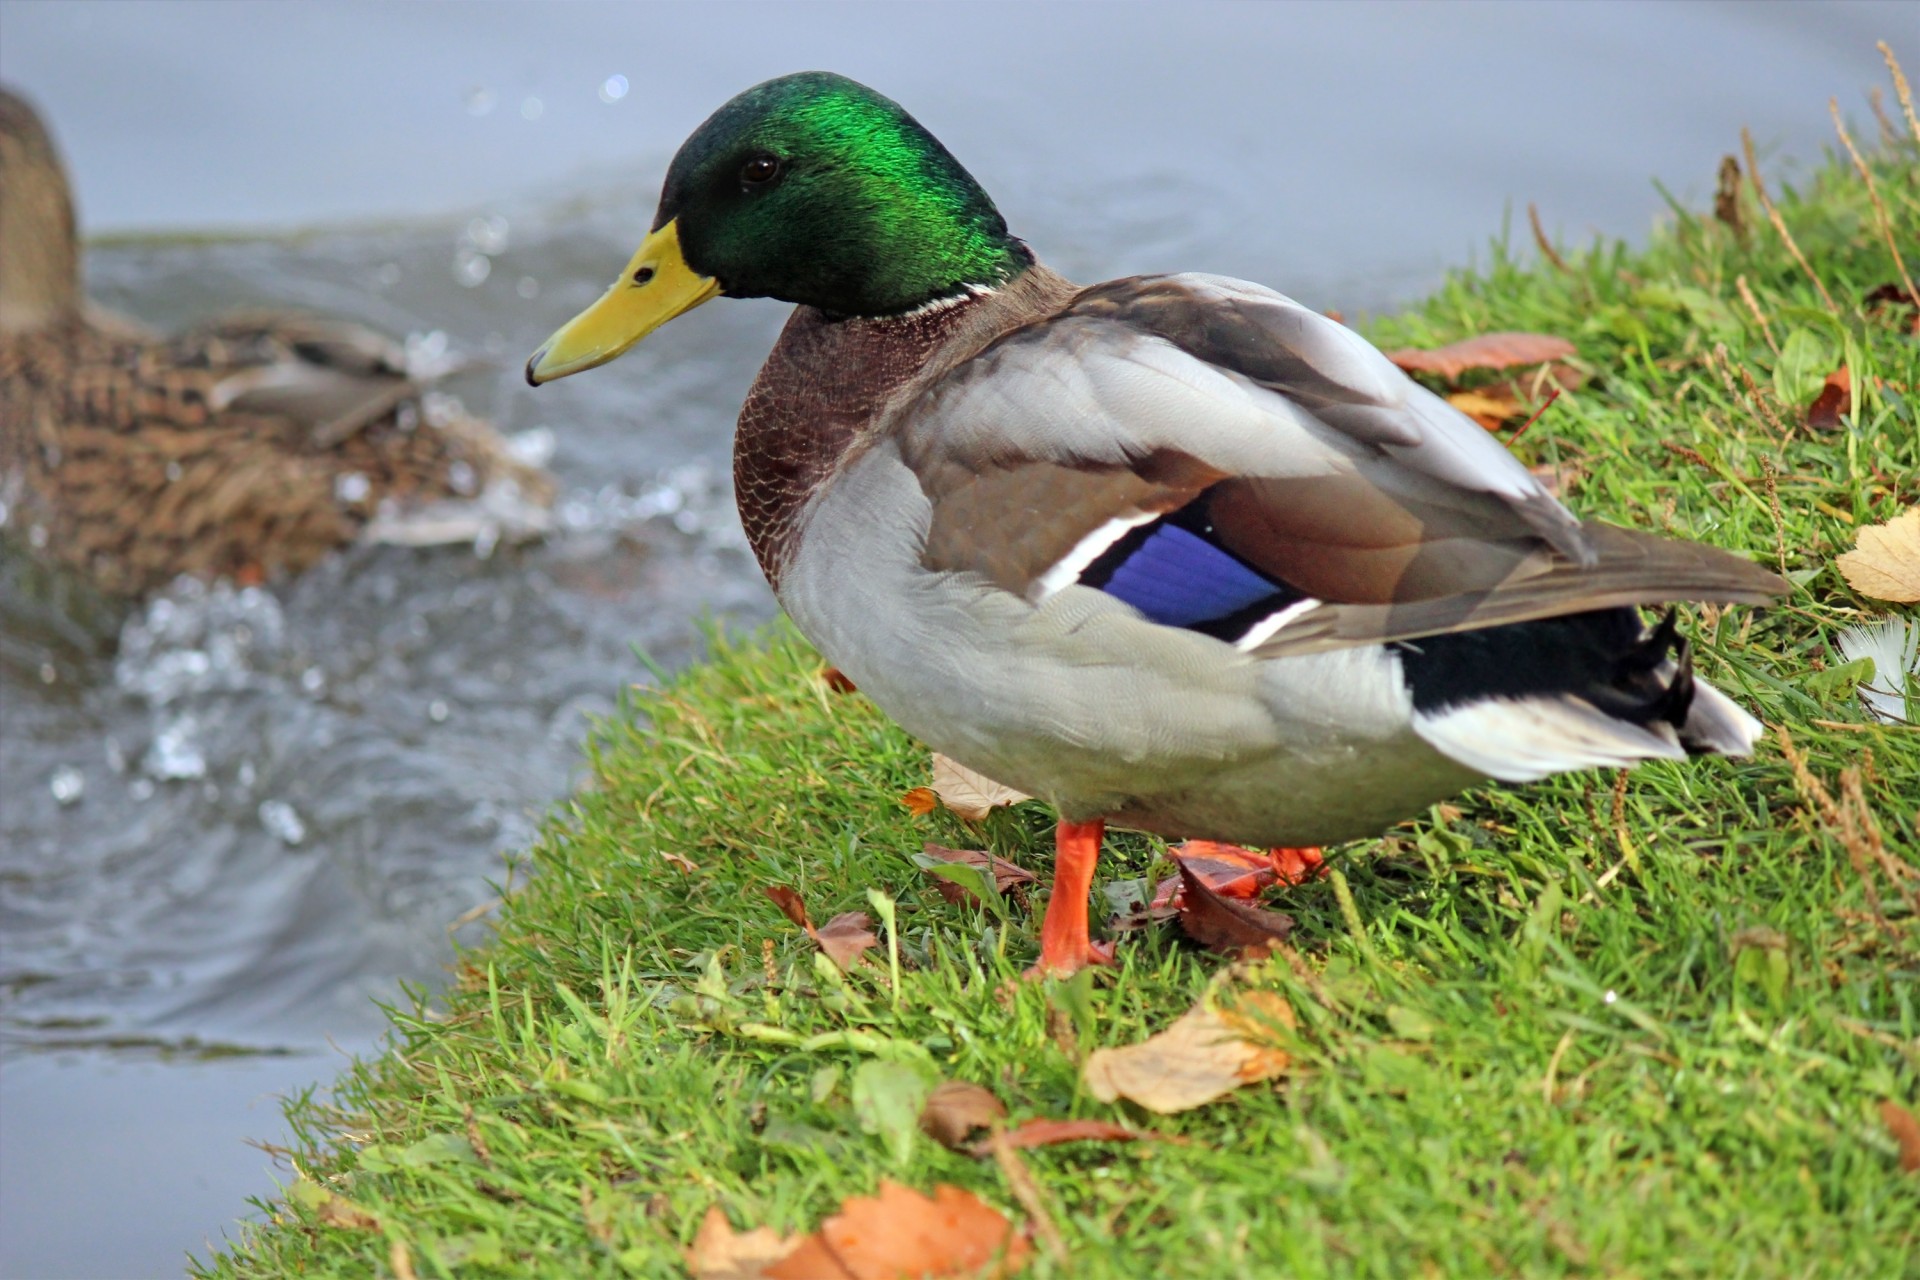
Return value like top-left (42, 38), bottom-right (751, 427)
top-left (0, 86), bottom-right (79, 334)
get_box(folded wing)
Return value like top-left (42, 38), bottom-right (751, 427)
top-left (903, 273), bottom-right (1782, 655)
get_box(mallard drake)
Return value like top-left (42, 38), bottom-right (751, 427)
top-left (527, 73), bottom-right (1785, 976)
top-left (0, 86), bottom-right (553, 597)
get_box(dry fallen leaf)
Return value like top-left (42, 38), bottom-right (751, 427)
top-left (929, 754), bottom-right (1031, 822)
top-left (688, 1207), bottom-right (802, 1280)
top-left (762, 886), bottom-right (878, 972)
top-left (972, 1117), bottom-right (1178, 1156)
top-left (766, 1181), bottom-right (1032, 1280)
top-left (1882, 1100), bottom-right (1920, 1174)
top-left (1837, 507), bottom-right (1920, 603)
top-left (1083, 989), bottom-right (1294, 1114)
top-left (919, 1081), bottom-right (1008, 1149)
top-left (1446, 389), bottom-right (1522, 431)
top-left (1385, 332), bottom-right (1577, 381)
top-left (1170, 852), bottom-right (1296, 958)
top-left (815, 912), bottom-right (880, 972)
top-left (1166, 841), bottom-right (1276, 898)
top-left (900, 787), bottom-right (939, 818)
top-left (764, 885), bottom-right (813, 932)
top-left (918, 844), bottom-right (1037, 906)
top-left (1807, 366), bottom-right (1852, 430)
top-left (289, 1181), bottom-right (381, 1231)
top-left (821, 667), bottom-right (859, 694)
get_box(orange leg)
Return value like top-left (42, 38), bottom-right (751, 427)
top-left (1268, 846), bottom-right (1326, 886)
top-left (1027, 818), bottom-right (1116, 978)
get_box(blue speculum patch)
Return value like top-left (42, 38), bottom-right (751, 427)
top-left (1096, 523), bottom-right (1282, 627)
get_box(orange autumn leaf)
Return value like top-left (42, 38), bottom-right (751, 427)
top-left (1836, 507), bottom-right (1920, 603)
top-left (821, 667), bottom-right (859, 694)
top-left (900, 787), bottom-right (939, 818)
top-left (766, 1181), bottom-right (1032, 1280)
top-left (1385, 332), bottom-right (1576, 381)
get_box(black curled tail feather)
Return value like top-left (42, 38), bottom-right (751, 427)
top-left (1394, 606), bottom-right (1705, 736)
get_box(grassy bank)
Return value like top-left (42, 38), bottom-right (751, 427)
top-left (199, 109), bottom-right (1919, 1278)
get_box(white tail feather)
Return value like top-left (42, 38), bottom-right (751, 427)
top-left (1679, 678), bottom-right (1765, 755)
top-left (1413, 696), bottom-right (1687, 783)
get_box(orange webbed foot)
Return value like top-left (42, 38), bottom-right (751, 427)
top-left (1268, 846), bottom-right (1327, 886)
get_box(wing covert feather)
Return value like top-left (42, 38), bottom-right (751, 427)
top-left (900, 272), bottom-right (1782, 647)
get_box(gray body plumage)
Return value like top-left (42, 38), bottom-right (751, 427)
top-left (751, 269), bottom-right (1779, 845)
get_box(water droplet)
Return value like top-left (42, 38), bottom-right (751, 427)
top-left (428, 699), bottom-right (450, 723)
top-left (1602, 989), bottom-right (1618, 1005)
top-left (38, 662), bottom-right (56, 684)
top-left (165, 461), bottom-right (183, 483)
top-left (598, 74), bottom-right (629, 104)
top-left (237, 760), bottom-right (258, 789)
top-left (50, 767), bottom-right (84, 806)
top-left (28, 524), bottom-right (47, 548)
top-left (447, 460), bottom-right (478, 496)
top-left (516, 275), bottom-right (539, 300)
top-left (465, 86), bottom-right (495, 117)
top-left (258, 799), bottom-right (307, 846)
top-left (105, 738), bottom-right (127, 773)
top-left (300, 666), bottom-right (326, 696)
top-left (131, 778), bottom-right (155, 801)
top-left (334, 472), bottom-right (371, 505)
top-left (520, 95), bottom-right (544, 121)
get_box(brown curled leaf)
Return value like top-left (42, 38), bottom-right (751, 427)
top-left (971, 1117), bottom-right (1179, 1155)
top-left (1385, 332), bottom-right (1577, 381)
top-left (919, 1081), bottom-right (1008, 1150)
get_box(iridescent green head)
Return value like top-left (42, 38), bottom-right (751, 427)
top-left (526, 72), bottom-right (1028, 385)
top-left (660, 72), bottom-right (1030, 315)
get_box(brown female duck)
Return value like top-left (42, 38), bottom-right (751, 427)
top-left (0, 86), bottom-right (552, 596)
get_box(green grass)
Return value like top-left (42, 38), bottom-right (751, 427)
top-left (197, 121), bottom-right (1920, 1278)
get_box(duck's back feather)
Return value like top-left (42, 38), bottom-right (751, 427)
top-left (901, 272), bottom-right (1783, 657)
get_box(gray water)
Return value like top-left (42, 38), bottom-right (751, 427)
top-left (0, 2), bottom-right (1907, 1276)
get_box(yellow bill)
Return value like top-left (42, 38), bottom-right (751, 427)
top-left (524, 219), bottom-right (720, 385)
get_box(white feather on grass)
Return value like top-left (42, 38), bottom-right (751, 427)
top-left (1835, 618), bottom-right (1920, 724)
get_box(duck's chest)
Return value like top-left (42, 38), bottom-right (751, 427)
top-left (732, 302), bottom-right (977, 591)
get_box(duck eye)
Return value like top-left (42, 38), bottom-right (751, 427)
top-left (740, 155), bottom-right (781, 187)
